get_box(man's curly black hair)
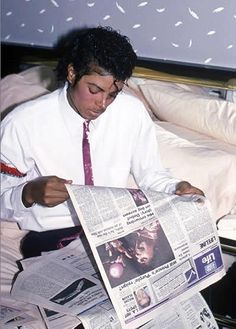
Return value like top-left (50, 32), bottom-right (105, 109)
top-left (55, 26), bottom-right (137, 83)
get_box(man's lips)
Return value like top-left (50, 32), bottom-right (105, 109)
top-left (90, 108), bottom-right (105, 116)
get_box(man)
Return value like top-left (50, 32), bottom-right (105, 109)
top-left (134, 287), bottom-right (152, 310)
top-left (0, 26), bottom-right (204, 256)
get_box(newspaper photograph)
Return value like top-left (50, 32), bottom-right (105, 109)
top-left (66, 185), bottom-right (225, 329)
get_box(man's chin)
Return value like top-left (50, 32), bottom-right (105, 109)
top-left (88, 111), bottom-right (103, 120)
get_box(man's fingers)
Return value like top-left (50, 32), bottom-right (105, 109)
top-left (175, 181), bottom-right (205, 197)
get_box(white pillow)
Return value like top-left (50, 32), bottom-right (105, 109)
top-left (139, 81), bottom-right (236, 145)
top-left (124, 78), bottom-right (157, 120)
top-left (155, 121), bottom-right (236, 221)
top-left (0, 66), bottom-right (57, 116)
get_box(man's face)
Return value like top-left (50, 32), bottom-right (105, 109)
top-left (135, 240), bottom-right (155, 266)
top-left (135, 288), bottom-right (150, 308)
top-left (68, 72), bottom-right (124, 120)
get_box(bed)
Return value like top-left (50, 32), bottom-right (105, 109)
top-left (1, 54), bottom-right (236, 328)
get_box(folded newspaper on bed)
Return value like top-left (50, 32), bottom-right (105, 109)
top-left (66, 185), bottom-right (225, 329)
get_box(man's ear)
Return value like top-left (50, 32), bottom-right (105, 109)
top-left (67, 64), bottom-right (76, 84)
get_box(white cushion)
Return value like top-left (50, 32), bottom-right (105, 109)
top-left (155, 121), bottom-right (236, 221)
top-left (139, 80), bottom-right (236, 145)
top-left (124, 78), bottom-right (157, 120)
top-left (0, 65), bottom-right (57, 115)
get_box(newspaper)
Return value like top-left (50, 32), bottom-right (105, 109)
top-left (19, 254), bottom-right (83, 329)
top-left (0, 294), bottom-right (43, 329)
top-left (140, 292), bottom-right (219, 329)
top-left (38, 307), bottom-right (81, 329)
top-left (9, 237), bottom-right (219, 329)
top-left (78, 293), bottom-right (219, 329)
top-left (11, 237), bottom-right (108, 317)
top-left (66, 185), bottom-right (225, 329)
top-left (17, 238), bottom-right (119, 329)
top-left (9, 185), bottom-right (223, 329)
top-left (11, 236), bottom-right (118, 329)
top-left (0, 304), bottom-right (37, 328)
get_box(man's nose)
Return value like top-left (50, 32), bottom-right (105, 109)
top-left (96, 95), bottom-right (106, 108)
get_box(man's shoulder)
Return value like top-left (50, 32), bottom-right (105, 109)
top-left (3, 88), bottom-right (61, 122)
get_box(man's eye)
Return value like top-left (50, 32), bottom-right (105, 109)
top-left (88, 87), bottom-right (100, 94)
top-left (137, 247), bottom-right (145, 252)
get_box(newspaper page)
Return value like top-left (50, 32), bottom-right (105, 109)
top-left (140, 292), bottom-right (219, 329)
top-left (0, 304), bottom-right (37, 328)
top-left (78, 293), bottom-right (219, 329)
top-left (0, 294), bottom-right (44, 329)
top-left (66, 184), bottom-right (225, 329)
top-left (19, 252), bottom-right (83, 329)
top-left (20, 238), bottom-right (120, 329)
top-left (11, 238), bottom-right (108, 317)
top-left (38, 307), bottom-right (81, 329)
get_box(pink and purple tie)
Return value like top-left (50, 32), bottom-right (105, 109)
top-left (57, 120), bottom-right (94, 248)
top-left (82, 120), bottom-right (94, 185)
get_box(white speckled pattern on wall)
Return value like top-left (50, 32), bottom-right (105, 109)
top-left (1, 0), bottom-right (236, 69)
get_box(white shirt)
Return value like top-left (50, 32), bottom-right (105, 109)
top-left (0, 85), bottom-right (179, 231)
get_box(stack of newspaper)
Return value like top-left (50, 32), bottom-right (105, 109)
top-left (3, 185), bottom-right (225, 329)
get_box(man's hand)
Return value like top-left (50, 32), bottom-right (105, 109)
top-left (175, 181), bottom-right (205, 197)
top-left (22, 176), bottom-right (72, 208)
